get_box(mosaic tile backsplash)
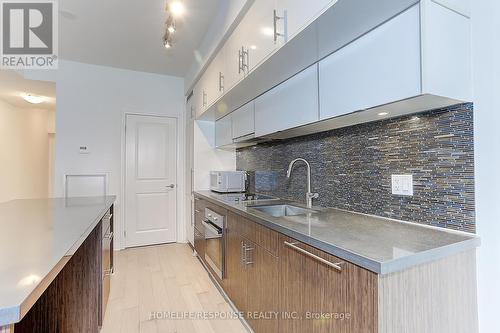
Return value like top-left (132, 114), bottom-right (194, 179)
top-left (237, 103), bottom-right (475, 233)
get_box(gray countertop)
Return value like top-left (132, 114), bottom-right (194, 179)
top-left (194, 191), bottom-right (479, 275)
top-left (0, 196), bottom-right (116, 326)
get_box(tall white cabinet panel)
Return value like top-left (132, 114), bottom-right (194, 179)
top-left (319, 5), bottom-right (421, 120)
top-left (232, 101), bottom-right (255, 140)
top-left (277, 0), bottom-right (334, 40)
top-left (255, 64), bottom-right (319, 137)
top-left (240, 0), bottom-right (282, 72)
top-left (205, 49), bottom-right (226, 107)
top-left (224, 25), bottom-right (246, 92)
top-left (215, 114), bottom-right (233, 148)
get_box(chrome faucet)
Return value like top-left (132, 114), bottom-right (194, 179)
top-left (286, 158), bottom-right (319, 209)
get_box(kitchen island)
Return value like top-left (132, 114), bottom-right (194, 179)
top-left (0, 196), bottom-right (115, 333)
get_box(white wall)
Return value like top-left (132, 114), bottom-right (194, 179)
top-left (472, 1), bottom-right (500, 332)
top-left (0, 99), bottom-right (51, 203)
top-left (193, 120), bottom-right (236, 190)
top-left (55, 60), bottom-right (185, 250)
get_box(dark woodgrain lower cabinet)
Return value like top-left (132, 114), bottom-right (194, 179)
top-left (246, 240), bottom-right (279, 333)
top-left (278, 234), bottom-right (378, 333)
top-left (100, 206), bottom-right (114, 326)
top-left (225, 211), bottom-right (248, 312)
top-left (14, 220), bottom-right (102, 333)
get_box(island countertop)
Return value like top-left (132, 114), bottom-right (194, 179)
top-left (194, 190), bottom-right (480, 275)
top-left (0, 196), bottom-right (116, 326)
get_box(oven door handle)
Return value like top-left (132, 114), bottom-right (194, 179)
top-left (202, 219), bottom-right (223, 235)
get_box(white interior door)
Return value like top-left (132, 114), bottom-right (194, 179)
top-left (125, 114), bottom-right (177, 247)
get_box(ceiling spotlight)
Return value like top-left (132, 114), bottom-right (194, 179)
top-left (169, 1), bottom-right (185, 17)
top-left (22, 94), bottom-right (45, 104)
top-left (164, 40), bottom-right (172, 49)
top-left (378, 112), bottom-right (389, 116)
top-left (168, 25), bottom-right (175, 33)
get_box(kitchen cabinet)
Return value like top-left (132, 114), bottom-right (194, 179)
top-left (205, 49), bottom-right (226, 107)
top-left (278, 234), bottom-right (378, 333)
top-left (100, 211), bottom-right (113, 327)
top-left (254, 64), bottom-right (319, 137)
top-left (231, 101), bottom-right (255, 140)
top-left (239, 0), bottom-right (283, 72)
top-left (246, 241), bottom-right (279, 333)
top-left (319, 4), bottom-right (421, 120)
top-left (277, 0), bottom-right (334, 40)
top-left (193, 198), bottom-right (206, 259)
top-left (223, 21), bottom-right (247, 91)
top-left (225, 212), bottom-right (249, 312)
top-left (215, 113), bottom-right (233, 147)
top-left (193, 74), bottom-right (208, 118)
top-left (225, 212), bottom-right (280, 333)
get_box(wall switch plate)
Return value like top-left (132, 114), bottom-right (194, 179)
top-left (392, 174), bottom-right (413, 196)
top-left (78, 146), bottom-right (90, 154)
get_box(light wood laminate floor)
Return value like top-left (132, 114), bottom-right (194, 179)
top-left (101, 243), bottom-right (248, 333)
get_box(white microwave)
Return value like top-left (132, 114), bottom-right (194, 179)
top-left (210, 171), bottom-right (246, 193)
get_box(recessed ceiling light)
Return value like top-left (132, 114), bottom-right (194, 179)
top-left (169, 1), bottom-right (185, 17)
top-left (378, 112), bottom-right (389, 116)
top-left (22, 94), bottom-right (45, 104)
top-left (250, 45), bottom-right (257, 50)
top-left (164, 40), bottom-right (172, 49)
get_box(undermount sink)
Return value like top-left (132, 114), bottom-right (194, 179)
top-left (247, 204), bottom-right (317, 217)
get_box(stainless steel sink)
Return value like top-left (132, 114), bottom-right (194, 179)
top-left (247, 204), bottom-right (316, 217)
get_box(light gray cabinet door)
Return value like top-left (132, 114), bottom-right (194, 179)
top-left (319, 4), bottom-right (421, 120)
top-left (215, 114), bottom-right (233, 147)
top-left (254, 64), bottom-right (319, 137)
top-left (232, 101), bottom-right (255, 140)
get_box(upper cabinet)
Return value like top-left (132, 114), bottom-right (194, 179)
top-left (277, 0), bottom-right (334, 40)
top-left (238, 0), bottom-right (283, 72)
top-left (319, 4), bottom-right (421, 120)
top-left (254, 64), bottom-right (319, 137)
top-left (196, 0), bottom-right (471, 145)
top-left (232, 101), bottom-right (255, 140)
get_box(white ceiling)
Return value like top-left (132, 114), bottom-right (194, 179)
top-left (59, 0), bottom-right (222, 77)
top-left (0, 71), bottom-right (56, 111)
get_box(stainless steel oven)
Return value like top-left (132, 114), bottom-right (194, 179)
top-left (202, 208), bottom-right (225, 279)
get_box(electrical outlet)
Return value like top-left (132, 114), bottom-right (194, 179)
top-left (392, 175), bottom-right (413, 196)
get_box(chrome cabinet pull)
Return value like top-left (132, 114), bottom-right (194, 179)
top-left (103, 268), bottom-right (113, 276)
top-left (240, 46), bottom-right (248, 73)
top-left (238, 50), bottom-right (242, 74)
top-left (104, 231), bottom-right (113, 240)
top-left (244, 244), bottom-right (254, 265)
top-left (219, 71), bottom-right (224, 92)
top-left (195, 209), bottom-right (201, 213)
top-left (273, 9), bottom-right (286, 44)
top-left (284, 241), bottom-right (343, 271)
top-left (241, 241), bottom-right (246, 265)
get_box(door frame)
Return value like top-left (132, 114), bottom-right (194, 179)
top-left (121, 112), bottom-right (182, 249)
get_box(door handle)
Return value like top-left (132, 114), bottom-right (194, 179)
top-left (166, 184), bottom-right (175, 189)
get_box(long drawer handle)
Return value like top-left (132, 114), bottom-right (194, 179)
top-left (284, 241), bottom-right (343, 272)
top-left (244, 245), bottom-right (254, 265)
top-left (104, 231), bottom-right (113, 240)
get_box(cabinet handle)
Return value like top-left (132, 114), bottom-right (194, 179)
top-left (195, 209), bottom-right (201, 213)
top-left (238, 50), bottom-right (243, 74)
top-left (284, 241), bottom-right (343, 271)
top-left (244, 244), bottom-right (254, 265)
top-left (240, 46), bottom-right (248, 73)
top-left (219, 71), bottom-right (224, 92)
top-left (103, 268), bottom-right (113, 276)
top-left (104, 231), bottom-right (113, 240)
top-left (273, 9), bottom-right (285, 44)
top-left (202, 90), bottom-right (207, 107)
top-left (241, 241), bottom-right (246, 265)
